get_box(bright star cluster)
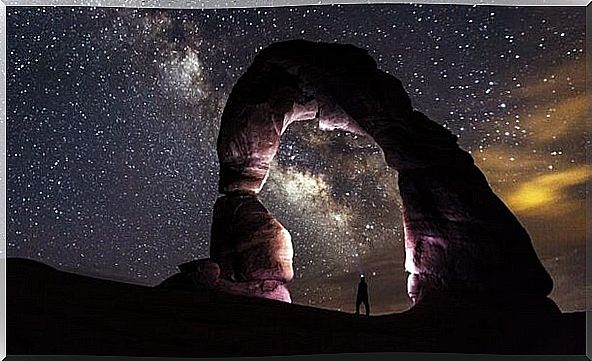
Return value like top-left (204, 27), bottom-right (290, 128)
top-left (6, 4), bottom-right (588, 314)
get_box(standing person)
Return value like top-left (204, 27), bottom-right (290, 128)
top-left (356, 275), bottom-right (370, 316)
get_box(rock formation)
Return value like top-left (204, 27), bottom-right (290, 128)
top-left (209, 40), bottom-right (553, 304)
top-left (163, 40), bottom-right (552, 306)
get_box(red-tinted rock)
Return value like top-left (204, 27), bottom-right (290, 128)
top-left (210, 192), bottom-right (294, 284)
top-left (161, 258), bottom-right (291, 302)
top-left (216, 278), bottom-right (292, 303)
top-left (186, 259), bottom-right (221, 287)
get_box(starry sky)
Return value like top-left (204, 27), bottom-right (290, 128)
top-left (6, 4), bottom-right (588, 314)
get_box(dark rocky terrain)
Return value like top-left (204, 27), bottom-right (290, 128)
top-left (7, 257), bottom-right (585, 357)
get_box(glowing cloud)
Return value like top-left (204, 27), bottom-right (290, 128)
top-left (527, 94), bottom-right (589, 143)
top-left (505, 166), bottom-right (591, 217)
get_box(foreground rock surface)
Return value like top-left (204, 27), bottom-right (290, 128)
top-left (7, 258), bottom-right (584, 357)
top-left (158, 258), bottom-right (291, 302)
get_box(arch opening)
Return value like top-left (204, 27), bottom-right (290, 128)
top-left (258, 120), bottom-right (407, 313)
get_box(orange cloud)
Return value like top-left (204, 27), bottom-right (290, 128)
top-left (503, 166), bottom-right (591, 217)
top-left (525, 94), bottom-right (589, 144)
top-left (470, 58), bottom-right (588, 250)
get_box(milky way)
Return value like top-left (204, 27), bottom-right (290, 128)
top-left (7, 4), bottom-right (588, 314)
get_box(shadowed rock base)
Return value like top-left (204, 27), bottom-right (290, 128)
top-left (159, 258), bottom-right (291, 302)
top-left (161, 190), bottom-right (294, 302)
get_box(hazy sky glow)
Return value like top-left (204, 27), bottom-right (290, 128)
top-left (7, 4), bottom-right (588, 314)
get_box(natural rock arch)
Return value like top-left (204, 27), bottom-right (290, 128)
top-left (208, 40), bottom-right (553, 305)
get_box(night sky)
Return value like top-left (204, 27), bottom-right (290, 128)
top-left (7, 4), bottom-right (588, 314)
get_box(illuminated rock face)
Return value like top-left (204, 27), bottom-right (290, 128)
top-left (163, 192), bottom-right (295, 302)
top-left (210, 192), bottom-right (294, 284)
top-left (213, 40), bottom-right (553, 303)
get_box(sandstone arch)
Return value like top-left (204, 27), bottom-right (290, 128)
top-left (209, 40), bottom-right (553, 305)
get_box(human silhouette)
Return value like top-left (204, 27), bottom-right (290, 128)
top-left (355, 275), bottom-right (370, 316)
